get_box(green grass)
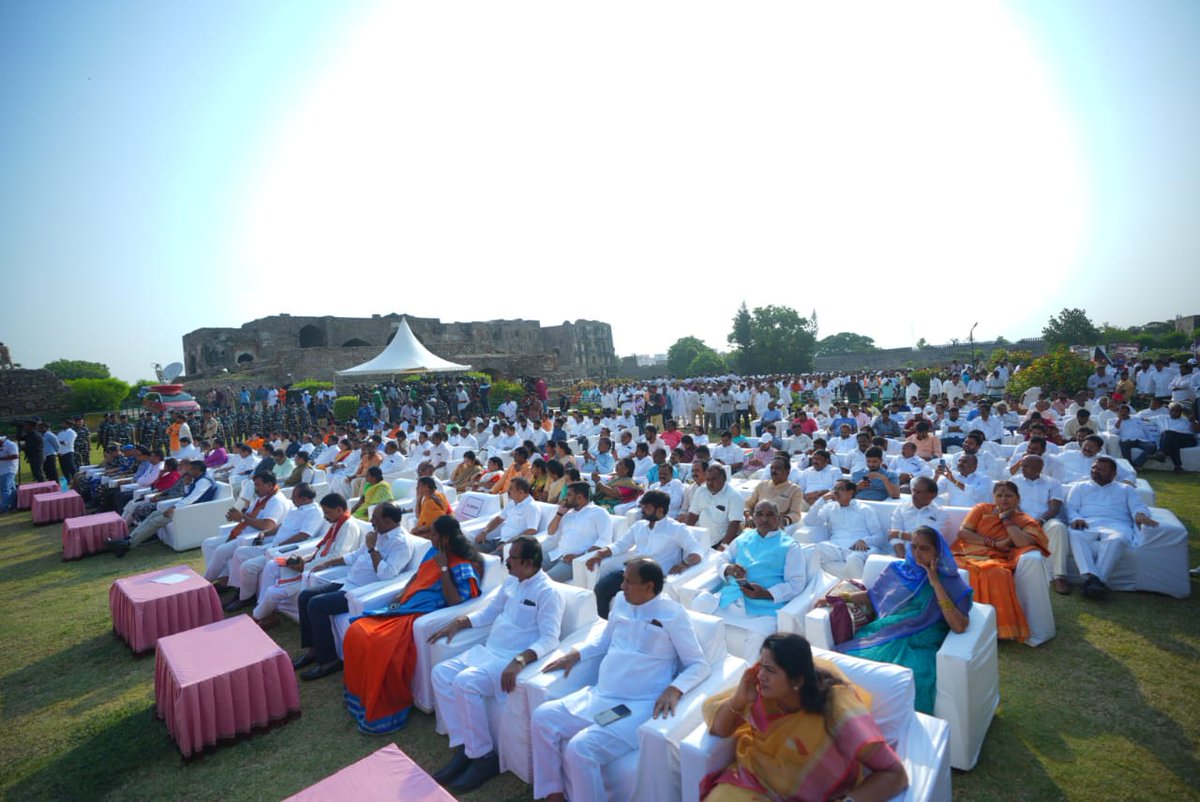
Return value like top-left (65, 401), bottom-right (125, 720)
top-left (1, 475), bottom-right (1198, 801)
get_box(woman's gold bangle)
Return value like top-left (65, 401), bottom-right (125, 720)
top-left (727, 699), bottom-right (747, 716)
top-left (938, 598), bottom-right (955, 612)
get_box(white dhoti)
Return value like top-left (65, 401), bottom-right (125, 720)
top-left (531, 687), bottom-right (648, 802)
top-left (1068, 524), bottom-right (1130, 584)
top-left (814, 541), bottom-right (872, 579)
top-left (202, 534), bottom-right (249, 582)
top-left (252, 570), bottom-right (303, 620)
top-left (326, 474), bottom-right (352, 499)
top-left (1043, 519), bottom-right (1071, 579)
top-left (691, 592), bottom-right (778, 661)
top-left (431, 645), bottom-right (511, 758)
top-left (231, 544), bottom-right (271, 601)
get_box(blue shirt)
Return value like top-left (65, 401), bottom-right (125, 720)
top-left (850, 466), bottom-right (899, 501)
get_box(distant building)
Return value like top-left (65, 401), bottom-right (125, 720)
top-left (182, 314), bottom-right (618, 382)
top-left (1174, 314), bottom-right (1200, 338)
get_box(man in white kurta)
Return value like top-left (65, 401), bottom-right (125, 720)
top-left (291, 502), bottom-right (412, 679)
top-left (543, 483), bottom-right (613, 582)
top-left (531, 558), bottom-right (710, 802)
top-left (803, 480), bottom-right (885, 578)
top-left (935, 454), bottom-right (994, 507)
top-left (429, 536), bottom-right (565, 793)
top-left (681, 464), bottom-right (744, 546)
top-left (1011, 456), bottom-right (1071, 593)
top-left (887, 477), bottom-right (948, 556)
top-left (202, 473), bottom-right (290, 586)
top-left (251, 493), bottom-right (366, 620)
top-left (586, 490), bottom-right (705, 618)
top-left (1065, 457), bottom-right (1161, 597)
top-left (224, 483), bottom-right (325, 610)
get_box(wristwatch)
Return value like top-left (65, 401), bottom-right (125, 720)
top-left (513, 654), bottom-right (527, 666)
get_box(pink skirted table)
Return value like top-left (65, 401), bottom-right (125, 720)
top-left (63, 511), bottom-right (128, 560)
top-left (109, 565), bottom-right (223, 654)
top-left (31, 490), bottom-right (84, 524)
top-left (17, 481), bottom-right (60, 510)
top-left (154, 616), bottom-right (300, 758)
top-left (283, 744), bottom-right (455, 802)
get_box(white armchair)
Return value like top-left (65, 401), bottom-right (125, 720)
top-left (1076, 506), bottom-right (1191, 599)
top-left (427, 583), bottom-right (601, 785)
top-left (520, 611), bottom-right (747, 802)
top-left (157, 482), bottom-right (234, 551)
top-left (569, 524), bottom-right (716, 596)
top-left (805, 554), bottom-right (999, 771)
top-left (678, 648), bottom-right (952, 802)
top-left (676, 543), bottom-right (839, 660)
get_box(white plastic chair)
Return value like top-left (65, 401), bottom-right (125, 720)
top-left (157, 482), bottom-right (235, 551)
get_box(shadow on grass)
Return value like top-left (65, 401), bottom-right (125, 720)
top-left (0, 632), bottom-right (148, 720)
top-left (6, 704), bottom-right (176, 801)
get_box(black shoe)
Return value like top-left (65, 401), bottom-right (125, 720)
top-left (223, 596), bottom-right (252, 613)
top-left (105, 538), bottom-right (130, 558)
top-left (447, 751), bottom-right (500, 793)
top-left (292, 652), bottom-right (316, 671)
top-left (432, 746), bottom-right (472, 784)
top-left (300, 660), bottom-right (343, 681)
top-left (1081, 576), bottom-right (1108, 599)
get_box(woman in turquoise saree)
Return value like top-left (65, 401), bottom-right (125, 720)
top-left (829, 526), bottom-right (972, 714)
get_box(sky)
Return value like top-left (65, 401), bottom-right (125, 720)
top-left (3, 0), bottom-right (1199, 383)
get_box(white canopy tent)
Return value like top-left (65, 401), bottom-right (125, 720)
top-left (336, 317), bottom-right (471, 376)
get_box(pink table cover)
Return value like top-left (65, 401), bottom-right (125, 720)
top-left (284, 744), bottom-right (455, 802)
top-left (155, 616), bottom-right (300, 757)
top-left (63, 511), bottom-right (128, 560)
top-left (31, 490), bottom-right (85, 524)
top-left (109, 565), bottom-right (223, 653)
top-left (17, 481), bottom-right (60, 510)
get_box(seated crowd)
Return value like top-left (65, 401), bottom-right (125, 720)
top-left (70, 357), bottom-right (1196, 800)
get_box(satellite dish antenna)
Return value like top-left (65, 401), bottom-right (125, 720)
top-left (162, 362), bottom-right (184, 382)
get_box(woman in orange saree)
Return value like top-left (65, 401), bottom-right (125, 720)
top-left (952, 480), bottom-right (1049, 641)
top-left (342, 515), bottom-right (482, 734)
top-left (409, 476), bottom-right (454, 538)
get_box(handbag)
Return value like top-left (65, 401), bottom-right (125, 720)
top-left (825, 579), bottom-right (875, 644)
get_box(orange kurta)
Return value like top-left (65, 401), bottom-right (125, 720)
top-left (952, 505), bottom-right (1049, 641)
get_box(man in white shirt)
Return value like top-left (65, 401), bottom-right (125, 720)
top-left (945, 433), bottom-right (998, 480)
top-left (544, 482), bottom-right (613, 582)
top-left (803, 479), bottom-right (885, 578)
top-left (935, 454), bottom-right (993, 507)
top-left (251, 491), bottom-right (366, 623)
top-left (586, 490), bottom-right (705, 618)
top-left (797, 449), bottom-right (839, 507)
top-left (56, 421), bottom-right (79, 480)
top-left (709, 430), bottom-right (744, 473)
top-left (474, 478), bottom-right (540, 554)
top-left (203, 472), bottom-right (290, 586)
top-left (1049, 435), bottom-right (1136, 485)
top-left (1010, 455), bottom-right (1070, 593)
top-left (224, 483), bottom-right (326, 611)
top-left (680, 464), bottom-right (744, 546)
top-left (972, 403), bottom-right (1005, 443)
top-left (887, 477), bottom-right (947, 557)
top-left (430, 536), bottom-right (565, 793)
top-left (290, 502), bottom-right (412, 678)
top-left (106, 460), bottom-right (219, 555)
top-left (0, 433), bottom-right (18, 513)
top-left (889, 441), bottom-right (932, 490)
top-left (1066, 457), bottom-right (1162, 597)
top-left (782, 421), bottom-right (814, 458)
top-left (532, 557), bottom-right (710, 802)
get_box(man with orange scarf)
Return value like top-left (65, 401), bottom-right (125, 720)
top-left (202, 473), bottom-right (289, 587)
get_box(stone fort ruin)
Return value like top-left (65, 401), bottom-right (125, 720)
top-left (182, 314), bottom-right (618, 383)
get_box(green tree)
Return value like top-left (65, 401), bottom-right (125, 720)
top-left (915, 337), bottom-right (929, 350)
top-left (44, 359), bottom-right (110, 380)
top-left (729, 305), bottom-right (817, 374)
top-left (728, 303), bottom-right (753, 353)
top-left (667, 336), bottom-right (711, 377)
top-left (65, 378), bottom-right (131, 412)
top-left (816, 332), bottom-right (878, 356)
top-left (688, 350), bottom-right (727, 376)
top-left (1007, 348), bottom-right (1093, 397)
top-left (1042, 308), bottom-right (1100, 346)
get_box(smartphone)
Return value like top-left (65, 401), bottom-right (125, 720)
top-left (594, 704), bottom-right (632, 726)
top-left (937, 459), bottom-right (946, 469)
top-left (276, 544), bottom-right (300, 553)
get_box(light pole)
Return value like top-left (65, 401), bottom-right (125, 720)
top-left (969, 322), bottom-right (979, 370)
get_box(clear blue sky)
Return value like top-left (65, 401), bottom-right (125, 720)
top-left (3, 0), bottom-right (1198, 382)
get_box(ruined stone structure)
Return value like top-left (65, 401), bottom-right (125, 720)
top-left (0, 369), bottom-right (69, 419)
top-left (182, 314), bottom-right (618, 383)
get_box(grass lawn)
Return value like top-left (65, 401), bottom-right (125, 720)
top-left (1, 474), bottom-right (1197, 801)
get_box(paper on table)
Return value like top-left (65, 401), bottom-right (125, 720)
top-left (152, 573), bottom-right (191, 585)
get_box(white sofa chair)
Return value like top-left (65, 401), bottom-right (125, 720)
top-left (569, 524), bottom-right (716, 597)
top-left (677, 648), bottom-right (951, 802)
top-left (157, 481), bottom-right (235, 551)
top-left (428, 583), bottom-right (601, 785)
top-left (520, 611), bottom-right (747, 802)
top-left (806, 554), bottom-right (999, 771)
top-left (676, 543), bottom-right (838, 660)
top-left (1060, 506), bottom-right (1191, 599)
